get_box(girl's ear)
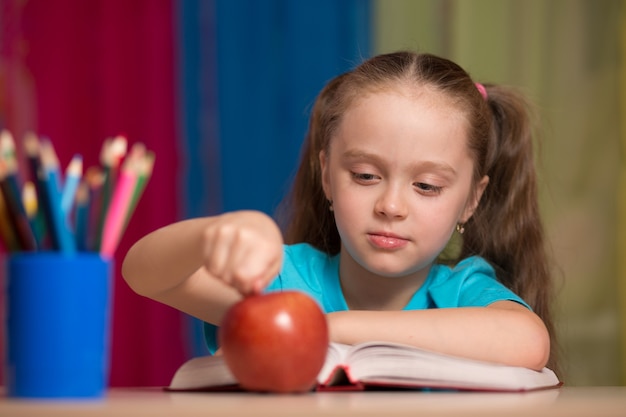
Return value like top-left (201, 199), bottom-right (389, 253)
top-left (319, 149), bottom-right (331, 200)
top-left (461, 175), bottom-right (489, 223)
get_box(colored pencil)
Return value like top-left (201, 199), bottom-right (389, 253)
top-left (22, 131), bottom-right (50, 247)
top-left (0, 130), bottom-right (20, 193)
top-left (84, 166), bottom-right (105, 251)
top-left (74, 180), bottom-right (90, 251)
top-left (22, 181), bottom-right (38, 217)
top-left (0, 190), bottom-right (20, 251)
top-left (0, 131), bottom-right (37, 251)
top-left (0, 160), bottom-right (37, 251)
top-left (39, 139), bottom-right (75, 253)
top-left (0, 130), bottom-right (20, 251)
top-left (91, 138), bottom-right (112, 250)
top-left (99, 145), bottom-right (140, 258)
top-left (61, 154), bottom-right (83, 217)
top-left (35, 160), bottom-right (56, 250)
top-left (94, 136), bottom-right (127, 251)
top-left (23, 132), bottom-right (41, 185)
top-left (123, 145), bottom-right (153, 228)
top-left (0, 129), bottom-right (17, 162)
top-left (22, 180), bottom-right (45, 246)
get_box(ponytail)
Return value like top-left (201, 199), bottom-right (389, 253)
top-left (461, 85), bottom-right (559, 374)
top-left (280, 74), bottom-right (344, 254)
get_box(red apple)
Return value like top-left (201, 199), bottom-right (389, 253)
top-left (218, 291), bottom-right (329, 393)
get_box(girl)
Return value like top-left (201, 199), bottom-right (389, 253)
top-left (122, 52), bottom-right (557, 373)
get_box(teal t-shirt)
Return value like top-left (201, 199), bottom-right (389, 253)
top-left (204, 243), bottom-right (529, 353)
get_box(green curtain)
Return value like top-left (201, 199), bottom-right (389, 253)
top-left (620, 0), bottom-right (626, 387)
top-left (374, 0), bottom-right (624, 386)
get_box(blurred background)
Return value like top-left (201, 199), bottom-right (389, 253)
top-left (0, 0), bottom-right (623, 387)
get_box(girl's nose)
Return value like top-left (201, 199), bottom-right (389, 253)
top-left (374, 186), bottom-right (408, 219)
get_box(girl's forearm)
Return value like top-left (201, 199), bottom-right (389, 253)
top-left (121, 211), bottom-right (284, 324)
top-left (121, 216), bottom-right (243, 325)
top-left (121, 217), bottom-right (214, 298)
top-left (327, 301), bottom-right (550, 371)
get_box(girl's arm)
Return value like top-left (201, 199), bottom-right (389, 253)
top-left (121, 210), bottom-right (284, 325)
top-left (326, 301), bottom-right (550, 371)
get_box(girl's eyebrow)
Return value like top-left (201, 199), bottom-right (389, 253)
top-left (412, 160), bottom-right (458, 178)
top-left (342, 149), bottom-right (383, 163)
top-left (342, 149), bottom-right (458, 177)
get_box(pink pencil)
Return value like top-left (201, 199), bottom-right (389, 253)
top-left (99, 150), bottom-right (140, 258)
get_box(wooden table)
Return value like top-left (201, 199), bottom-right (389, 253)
top-left (1, 386), bottom-right (626, 416)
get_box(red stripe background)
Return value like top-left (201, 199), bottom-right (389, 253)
top-left (1, 0), bottom-right (188, 387)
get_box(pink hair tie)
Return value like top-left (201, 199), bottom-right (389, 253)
top-left (475, 82), bottom-right (488, 100)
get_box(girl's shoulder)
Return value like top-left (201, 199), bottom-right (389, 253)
top-left (269, 243), bottom-right (345, 311)
top-left (283, 242), bottom-right (331, 262)
top-left (281, 243), bottom-right (339, 276)
top-left (281, 243), bottom-right (339, 280)
top-left (432, 255), bottom-right (501, 279)
top-left (442, 255), bottom-right (495, 276)
top-left (427, 256), bottom-right (530, 309)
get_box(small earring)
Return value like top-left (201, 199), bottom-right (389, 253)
top-left (456, 223), bottom-right (465, 234)
top-left (328, 199), bottom-right (334, 212)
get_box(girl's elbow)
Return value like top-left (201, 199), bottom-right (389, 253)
top-left (521, 314), bottom-right (551, 371)
top-left (120, 245), bottom-right (148, 296)
top-left (534, 330), bottom-right (551, 371)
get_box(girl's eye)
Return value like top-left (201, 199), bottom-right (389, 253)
top-left (351, 172), bottom-right (379, 183)
top-left (415, 182), bottom-right (443, 195)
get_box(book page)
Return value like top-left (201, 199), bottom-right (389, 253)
top-left (316, 343), bottom-right (353, 385)
top-left (344, 342), bottom-right (560, 391)
top-left (168, 355), bottom-right (237, 390)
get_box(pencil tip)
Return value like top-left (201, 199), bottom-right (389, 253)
top-left (23, 132), bottom-right (41, 155)
top-left (0, 129), bottom-right (15, 149)
top-left (0, 129), bottom-right (12, 141)
top-left (67, 154), bottom-right (83, 175)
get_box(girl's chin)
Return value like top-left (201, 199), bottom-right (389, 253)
top-left (360, 260), bottom-right (423, 278)
top-left (360, 254), bottom-right (434, 278)
top-left (341, 244), bottom-right (433, 278)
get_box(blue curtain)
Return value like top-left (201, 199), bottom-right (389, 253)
top-left (177, 0), bottom-right (371, 356)
top-left (177, 0), bottom-right (222, 220)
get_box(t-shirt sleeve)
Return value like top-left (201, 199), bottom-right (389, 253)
top-left (427, 257), bottom-right (531, 310)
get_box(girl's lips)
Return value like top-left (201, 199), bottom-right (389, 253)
top-left (367, 233), bottom-right (409, 250)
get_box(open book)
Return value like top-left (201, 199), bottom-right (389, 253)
top-left (168, 341), bottom-right (561, 392)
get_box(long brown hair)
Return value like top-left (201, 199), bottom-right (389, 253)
top-left (279, 52), bottom-right (558, 373)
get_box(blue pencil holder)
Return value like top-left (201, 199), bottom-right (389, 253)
top-left (4, 252), bottom-right (113, 399)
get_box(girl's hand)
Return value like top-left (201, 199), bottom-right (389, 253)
top-left (202, 210), bottom-right (284, 295)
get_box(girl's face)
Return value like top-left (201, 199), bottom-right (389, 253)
top-left (320, 89), bottom-right (488, 280)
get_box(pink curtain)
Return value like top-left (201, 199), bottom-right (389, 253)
top-left (1, 0), bottom-right (188, 386)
